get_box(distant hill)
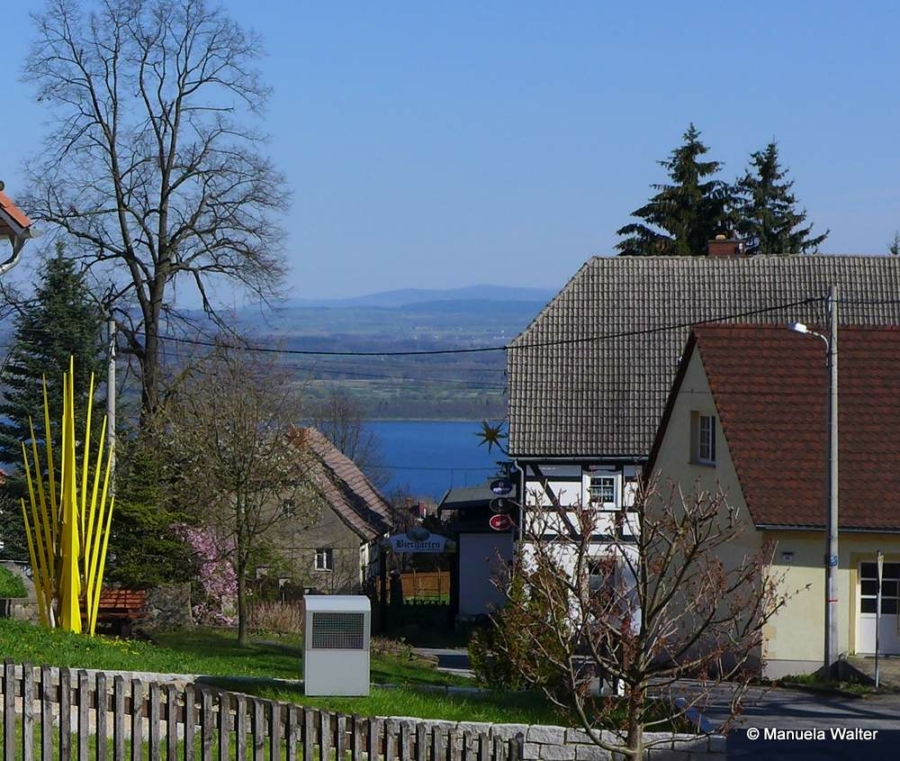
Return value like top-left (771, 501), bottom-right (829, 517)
top-left (281, 285), bottom-right (556, 310)
top-left (229, 284), bottom-right (551, 419)
top-left (0, 285), bottom-right (553, 421)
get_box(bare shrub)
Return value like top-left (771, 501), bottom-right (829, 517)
top-left (248, 601), bottom-right (304, 636)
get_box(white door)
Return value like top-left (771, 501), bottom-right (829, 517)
top-left (857, 561), bottom-right (900, 654)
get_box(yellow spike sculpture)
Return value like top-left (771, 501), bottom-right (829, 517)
top-left (20, 357), bottom-right (115, 634)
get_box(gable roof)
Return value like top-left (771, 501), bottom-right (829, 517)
top-left (292, 427), bottom-right (393, 541)
top-left (660, 324), bottom-right (900, 531)
top-left (508, 255), bottom-right (900, 459)
top-left (0, 189), bottom-right (32, 238)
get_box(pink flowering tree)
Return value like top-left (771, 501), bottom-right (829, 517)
top-left (176, 525), bottom-right (238, 626)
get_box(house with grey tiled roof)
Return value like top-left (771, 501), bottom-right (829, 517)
top-left (507, 251), bottom-right (900, 531)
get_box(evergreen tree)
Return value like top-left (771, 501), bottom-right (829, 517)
top-left (105, 430), bottom-right (196, 588)
top-left (0, 244), bottom-right (105, 559)
top-left (734, 142), bottom-right (828, 254)
top-left (616, 124), bottom-right (733, 256)
top-left (888, 231), bottom-right (900, 256)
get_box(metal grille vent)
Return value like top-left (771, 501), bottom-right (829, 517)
top-left (310, 612), bottom-right (365, 650)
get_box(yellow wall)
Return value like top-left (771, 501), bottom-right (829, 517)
top-left (767, 532), bottom-right (900, 661)
top-left (653, 349), bottom-right (900, 675)
top-left (650, 349), bottom-right (761, 561)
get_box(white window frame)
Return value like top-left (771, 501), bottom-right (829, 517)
top-left (697, 415), bottom-right (716, 464)
top-left (588, 474), bottom-right (618, 509)
top-left (314, 548), bottom-right (334, 572)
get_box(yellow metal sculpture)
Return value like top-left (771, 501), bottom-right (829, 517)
top-left (19, 358), bottom-right (115, 634)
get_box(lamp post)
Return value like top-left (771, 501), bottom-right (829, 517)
top-left (788, 284), bottom-right (839, 673)
top-left (876, 550), bottom-right (884, 688)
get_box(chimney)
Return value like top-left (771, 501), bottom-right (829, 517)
top-left (707, 234), bottom-right (745, 257)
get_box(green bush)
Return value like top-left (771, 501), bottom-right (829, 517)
top-left (467, 573), bottom-right (569, 694)
top-left (0, 566), bottom-right (27, 598)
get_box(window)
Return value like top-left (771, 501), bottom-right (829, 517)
top-left (860, 561), bottom-right (900, 614)
top-left (698, 415), bottom-right (716, 463)
top-left (691, 413), bottom-right (717, 464)
top-left (282, 498), bottom-right (297, 518)
top-left (589, 475), bottom-right (616, 507)
top-left (314, 548), bottom-right (334, 572)
top-left (587, 556), bottom-right (619, 595)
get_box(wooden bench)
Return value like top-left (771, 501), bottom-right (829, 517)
top-left (82, 589), bottom-right (148, 637)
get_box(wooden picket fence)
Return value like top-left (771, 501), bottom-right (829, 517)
top-left (0, 661), bottom-right (522, 761)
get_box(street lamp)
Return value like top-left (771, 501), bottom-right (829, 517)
top-left (788, 285), bottom-right (839, 674)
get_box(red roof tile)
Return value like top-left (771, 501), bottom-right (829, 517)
top-left (688, 325), bottom-right (900, 530)
top-left (0, 190), bottom-right (32, 236)
top-left (289, 427), bottom-right (392, 541)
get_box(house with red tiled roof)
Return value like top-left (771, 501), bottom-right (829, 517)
top-left (647, 324), bottom-right (900, 677)
top-left (274, 427), bottom-right (392, 594)
top-left (0, 184), bottom-right (34, 275)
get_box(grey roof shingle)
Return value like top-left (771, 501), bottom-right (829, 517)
top-left (507, 255), bottom-right (900, 459)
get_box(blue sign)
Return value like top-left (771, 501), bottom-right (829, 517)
top-left (491, 478), bottom-right (513, 496)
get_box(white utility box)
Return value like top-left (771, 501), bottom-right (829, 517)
top-left (303, 595), bottom-right (371, 696)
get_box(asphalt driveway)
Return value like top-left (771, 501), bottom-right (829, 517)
top-left (699, 686), bottom-right (900, 759)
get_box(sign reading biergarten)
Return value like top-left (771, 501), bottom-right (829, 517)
top-left (386, 526), bottom-right (452, 554)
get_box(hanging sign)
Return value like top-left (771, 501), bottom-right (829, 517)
top-left (490, 478), bottom-right (514, 496)
top-left (489, 514), bottom-right (514, 532)
top-left (387, 526), bottom-right (450, 553)
top-left (490, 497), bottom-right (512, 514)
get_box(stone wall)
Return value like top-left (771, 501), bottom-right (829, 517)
top-left (384, 718), bottom-right (725, 761)
top-left (0, 597), bottom-right (38, 623)
top-left (145, 583), bottom-right (193, 629)
top-left (0, 561), bottom-right (38, 623)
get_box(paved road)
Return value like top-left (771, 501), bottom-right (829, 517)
top-left (413, 647), bottom-right (476, 678)
top-left (412, 651), bottom-right (900, 759)
top-left (696, 686), bottom-right (900, 759)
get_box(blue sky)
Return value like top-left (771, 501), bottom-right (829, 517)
top-left (2, 1), bottom-right (899, 301)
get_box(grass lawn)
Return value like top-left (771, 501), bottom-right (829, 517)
top-left (0, 619), bottom-right (561, 725)
top-left (777, 671), bottom-right (875, 696)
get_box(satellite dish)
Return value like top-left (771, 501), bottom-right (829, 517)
top-left (0, 180), bottom-right (5, 192)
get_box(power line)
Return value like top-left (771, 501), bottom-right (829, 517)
top-left (136, 295), bottom-right (829, 358)
top-left (8, 294), bottom-right (896, 365)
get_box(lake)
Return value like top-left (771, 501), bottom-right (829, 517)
top-left (367, 420), bottom-right (503, 501)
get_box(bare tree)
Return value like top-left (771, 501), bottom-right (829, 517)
top-left (159, 344), bottom-right (314, 645)
top-left (310, 389), bottom-right (391, 488)
top-left (23, 0), bottom-right (289, 421)
top-left (479, 479), bottom-right (797, 759)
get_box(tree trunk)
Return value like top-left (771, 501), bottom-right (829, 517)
top-left (237, 560), bottom-right (248, 647)
top-left (140, 280), bottom-right (166, 423)
top-left (625, 687), bottom-right (646, 760)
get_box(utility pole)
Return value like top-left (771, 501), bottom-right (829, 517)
top-left (788, 285), bottom-right (840, 672)
top-left (825, 284), bottom-right (839, 672)
top-left (107, 316), bottom-right (117, 495)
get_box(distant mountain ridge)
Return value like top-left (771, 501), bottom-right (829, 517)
top-left (280, 284), bottom-right (556, 310)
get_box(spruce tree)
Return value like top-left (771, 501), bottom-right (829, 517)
top-left (616, 124), bottom-right (733, 256)
top-left (0, 244), bottom-right (105, 559)
top-left (734, 142), bottom-right (828, 255)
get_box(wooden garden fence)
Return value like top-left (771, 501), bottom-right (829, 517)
top-left (398, 572), bottom-right (450, 600)
top-left (0, 661), bottom-right (522, 761)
